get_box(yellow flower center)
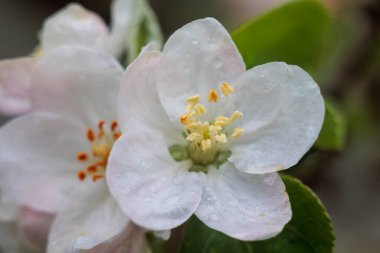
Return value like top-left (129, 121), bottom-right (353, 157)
top-left (76, 120), bottom-right (121, 182)
top-left (178, 82), bottom-right (244, 166)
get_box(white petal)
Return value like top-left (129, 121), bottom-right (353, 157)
top-left (31, 46), bottom-right (123, 126)
top-left (0, 58), bottom-right (34, 115)
top-left (0, 193), bottom-right (20, 221)
top-left (0, 112), bottom-right (87, 213)
top-left (229, 62), bottom-right (325, 173)
top-left (195, 163), bottom-right (291, 241)
top-left (85, 223), bottom-right (146, 253)
top-left (118, 49), bottom-right (178, 136)
top-left (19, 207), bottom-right (55, 251)
top-left (47, 182), bottom-right (129, 253)
top-left (107, 130), bottom-right (203, 230)
top-left (158, 18), bottom-right (245, 122)
top-left (41, 4), bottom-right (109, 53)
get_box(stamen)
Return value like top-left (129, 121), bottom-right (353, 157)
top-left (92, 174), bottom-right (104, 182)
top-left (180, 114), bottom-right (190, 125)
top-left (215, 134), bottom-right (227, 143)
top-left (214, 116), bottom-right (230, 127)
top-left (77, 171), bottom-right (86, 181)
top-left (221, 82), bottom-right (235, 96)
top-left (230, 111), bottom-right (243, 123)
top-left (201, 139), bottom-right (212, 151)
top-left (111, 121), bottom-right (118, 132)
top-left (113, 132), bottom-right (121, 140)
top-left (87, 129), bottom-right (95, 142)
top-left (98, 120), bottom-right (105, 130)
top-left (231, 128), bottom-right (244, 138)
top-left (87, 165), bottom-right (97, 173)
top-left (194, 104), bottom-right (207, 116)
top-left (186, 132), bottom-right (202, 142)
top-left (208, 90), bottom-right (218, 103)
top-left (77, 152), bottom-right (88, 162)
top-left (186, 95), bottom-right (200, 105)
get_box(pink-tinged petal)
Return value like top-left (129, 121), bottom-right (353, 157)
top-left (118, 49), bottom-right (178, 136)
top-left (195, 163), bottom-right (291, 241)
top-left (85, 223), bottom-right (146, 253)
top-left (0, 112), bottom-right (88, 213)
top-left (41, 4), bottom-right (109, 53)
top-left (158, 18), bottom-right (245, 122)
top-left (229, 62), bottom-right (325, 174)
top-left (107, 130), bottom-right (203, 230)
top-left (19, 206), bottom-right (55, 251)
top-left (0, 58), bottom-right (35, 115)
top-left (47, 182), bottom-right (128, 253)
top-left (31, 46), bottom-right (123, 126)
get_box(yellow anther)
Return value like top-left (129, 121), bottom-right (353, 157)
top-left (194, 104), bottom-right (207, 116)
top-left (180, 114), bottom-right (190, 125)
top-left (186, 95), bottom-right (200, 105)
top-left (214, 116), bottom-right (230, 126)
top-left (201, 139), bottom-right (212, 151)
top-left (221, 82), bottom-right (235, 96)
top-left (229, 111), bottom-right (243, 123)
top-left (185, 122), bottom-right (199, 129)
top-left (209, 125), bottom-right (222, 135)
top-left (185, 95), bottom-right (201, 113)
top-left (186, 132), bottom-right (202, 142)
top-left (231, 128), bottom-right (244, 138)
top-left (215, 134), bottom-right (227, 143)
top-left (208, 90), bottom-right (218, 103)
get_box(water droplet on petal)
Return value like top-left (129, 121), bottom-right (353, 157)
top-left (210, 214), bottom-right (219, 222)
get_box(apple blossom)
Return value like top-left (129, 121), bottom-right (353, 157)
top-left (0, 46), bottom-right (133, 252)
top-left (0, 0), bottom-right (162, 116)
top-left (107, 18), bottom-right (325, 241)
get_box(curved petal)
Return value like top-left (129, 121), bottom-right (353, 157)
top-left (0, 193), bottom-right (20, 221)
top-left (107, 130), bottom-right (203, 230)
top-left (31, 46), bottom-right (123, 126)
top-left (41, 4), bottom-right (109, 53)
top-left (229, 62), bottom-right (325, 173)
top-left (0, 112), bottom-right (88, 213)
top-left (47, 182), bottom-right (128, 253)
top-left (118, 49), bottom-right (178, 136)
top-left (0, 58), bottom-right (35, 115)
top-left (195, 163), bottom-right (291, 241)
top-left (85, 223), bottom-right (146, 253)
top-left (158, 18), bottom-right (245, 122)
top-left (19, 207), bottom-right (55, 251)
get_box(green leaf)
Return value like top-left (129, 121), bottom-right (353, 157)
top-left (314, 99), bottom-right (346, 150)
top-left (231, 0), bottom-right (332, 76)
top-left (178, 175), bottom-right (334, 253)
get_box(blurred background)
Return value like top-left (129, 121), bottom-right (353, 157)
top-left (0, 0), bottom-right (379, 252)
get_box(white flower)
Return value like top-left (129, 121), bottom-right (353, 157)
top-left (0, 46), bottom-right (130, 252)
top-left (0, 0), bottom-right (162, 116)
top-left (107, 18), bottom-right (325, 241)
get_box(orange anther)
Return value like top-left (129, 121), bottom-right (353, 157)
top-left (87, 129), bottom-right (95, 142)
top-left (208, 90), bottom-right (218, 103)
top-left (113, 132), bottom-right (121, 140)
top-left (77, 171), bottom-right (86, 181)
top-left (87, 165), bottom-right (97, 173)
top-left (92, 174), bottom-right (104, 182)
top-left (180, 114), bottom-right (190, 125)
top-left (111, 121), bottom-right (118, 132)
top-left (77, 152), bottom-right (88, 162)
top-left (98, 120), bottom-right (105, 130)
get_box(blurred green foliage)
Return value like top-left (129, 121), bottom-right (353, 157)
top-left (231, 0), bottom-right (333, 78)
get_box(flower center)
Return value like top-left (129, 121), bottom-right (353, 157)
top-left (174, 82), bottom-right (244, 169)
top-left (76, 120), bottom-right (121, 182)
